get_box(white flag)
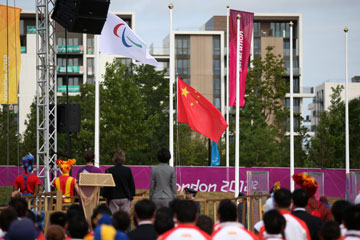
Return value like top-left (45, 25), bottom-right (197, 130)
top-left (100, 13), bottom-right (159, 67)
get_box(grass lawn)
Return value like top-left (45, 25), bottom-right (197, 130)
top-left (0, 186), bottom-right (13, 206)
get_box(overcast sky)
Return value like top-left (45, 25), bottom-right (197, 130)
top-left (5, 0), bottom-right (360, 98)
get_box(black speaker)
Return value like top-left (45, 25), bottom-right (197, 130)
top-left (52, 0), bottom-right (110, 34)
top-left (57, 103), bottom-right (81, 133)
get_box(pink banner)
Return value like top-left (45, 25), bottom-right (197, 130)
top-left (229, 9), bottom-right (253, 107)
top-left (1, 165), bottom-right (357, 199)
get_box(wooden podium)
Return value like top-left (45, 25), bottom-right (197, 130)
top-left (78, 173), bottom-right (115, 223)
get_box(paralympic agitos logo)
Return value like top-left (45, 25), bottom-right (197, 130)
top-left (113, 24), bottom-right (142, 48)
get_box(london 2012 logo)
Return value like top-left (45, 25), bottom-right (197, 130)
top-left (113, 24), bottom-right (142, 49)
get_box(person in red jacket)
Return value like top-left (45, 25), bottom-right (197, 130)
top-left (13, 154), bottom-right (41, 196)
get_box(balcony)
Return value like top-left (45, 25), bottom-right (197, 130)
top-left (57, 66), bottom-right (84, 74)
top-left (56, 45), bottom-right (84, 54)
top-left (57, 85), bottom-right (80, 93)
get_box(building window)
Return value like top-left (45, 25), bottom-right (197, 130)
top-left (213, 36), bottom-right (220, 56)
top-left (116, 58), bottom-right (132, 66)
top-left (87, 35), bottom-right (94, 54)
top-left (254, 22), bottom-right (261, 37)
top-left (176, 36), bottom-right (190, 55)
top-left (254, 38), bottom-right (261, 57)
top-left (284, 98), bottom-right (300, 113)
top-left (177, 59), bottom-right (190, 76)
top-left (270, 22), bottom-right (296, 38)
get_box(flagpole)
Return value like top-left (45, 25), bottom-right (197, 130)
top-left (344, 27), bottom-right (350, 201)
top-left (290, 21), bottom-right (294, 191)
top-left (226, 6), bottom-right (230, 169)
top-left (94, 35), bottom-right (100, 167)
top-left (169, 3), bottom-right (175, 167)
top-left (235, 14), bottom-right (241, 198)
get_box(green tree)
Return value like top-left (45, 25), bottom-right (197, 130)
top-left (0, 107), bottom-right (20, 165)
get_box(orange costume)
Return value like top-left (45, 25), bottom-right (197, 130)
top-left (52, 158), bottom-right (77, 203)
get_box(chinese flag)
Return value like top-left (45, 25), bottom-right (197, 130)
top-left (177, 78), bottom-right (228, 143)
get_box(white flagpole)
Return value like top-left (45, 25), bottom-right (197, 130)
top-left (94, 35), bottom-right (100, 167)
top-left (290, 21), bottom-right (294, 191)
top-left (169, 3), bottom-right (174, 166)
top-left (226, 6), bottom-right (230, 168)
top-left (344, 27), bottom-right (350, 200)
top-left (235, 14), bottom-right (241, 198)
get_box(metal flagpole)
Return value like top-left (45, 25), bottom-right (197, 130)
top-left (344, 27), bottom-right (350, 201)
top-left (290, 21), bottom-right (294, 191)
top-left (94, 35), bottom-right (100, 167)
top-left (169, 3), bottom-right (174, 166)
top-left (235, 14), bottom-right (241, 198)
top-left (226, 6), bottom-right (230, 168)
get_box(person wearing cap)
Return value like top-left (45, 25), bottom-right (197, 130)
top-left (13, 154), bottom-right (41, 196)
top-left (150, 148), bottom-right (177, 209)
top-left (5, 218), bottom-right (37, 240)
top-left (184, 188), bottom-right (200, 214)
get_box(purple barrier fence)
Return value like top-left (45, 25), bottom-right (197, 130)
top-left (1, 165), bottom-right (357, 199)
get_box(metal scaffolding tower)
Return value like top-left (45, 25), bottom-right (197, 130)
top-left (35, 0), bottom-right (57, 192)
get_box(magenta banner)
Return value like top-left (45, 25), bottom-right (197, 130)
top-left (229, 9), bottom-right (253, 107)
top-left (1, 165), bottom-right (357, 199)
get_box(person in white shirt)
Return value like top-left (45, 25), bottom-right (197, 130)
top-left (259, 188), bottom-right (311, 240)
top-left (211, 199), bottom-right (258, 240)
top-left (343, 205), bottom-right (360, 240)
top-left (331, 200), bottom-right (353, 237)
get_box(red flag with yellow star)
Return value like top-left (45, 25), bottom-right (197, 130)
top-left (177, 77), bottom-right (228, 143)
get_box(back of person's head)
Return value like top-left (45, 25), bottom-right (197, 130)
top-left (66, 216), bottom-right (88, 238)
top-left (84, 151), bottom-right (95, 163)
top-left (292, 188), bottom-right (309, 208)
top-left (331, 200), bottom-right (353, 225)
top-left (154, 207), bottom-right (174, 236)
top-left (0, 206), bottom-right (17, 232)
top-left (157, 148), bottom-right (171, 163)
top-left (112, 210), bottom-right (130, 232)
top-left (344, 204), bottom-right (360, 230)
top-left (263, 209), bottom-right (286, 234)
top-left (112, 152), bottom-right (126, 165)
top-left (8, 197), bottom-right (28, 218)
top-left (218, 199), bottom-right (237, 222)
top-left (66, 204), bottom-right (85, 220)
top-left (175, 200), bottom-right (197, 223)
top-left (196, 215), bottom-right (213, 235)
top-left (274, 188), bottom-right (292, 209)
top-left (169, 198), bottom-right (180, 215)
top-left (135, 199), bottom-right (156, 221)
top-left (91, 204), bottom-right (112, 229)
top-left (320, 221), bottom-right (340, 240)
top-left (50, 211), bottom-right (67, 228)
top-left (46, 225), bottom-right (66, 240)
top-left (6, 218), bottom-right (36, 240)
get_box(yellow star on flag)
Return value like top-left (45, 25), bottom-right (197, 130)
top-left (190, 102), bottom-right (194, 107)
top-left (182, 87), bottom-right (190, 98)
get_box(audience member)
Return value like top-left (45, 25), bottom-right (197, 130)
top-left (76, 151), bottom-right (102, 180)
top-left (13, 154), bottom-right (41, 196)
top-left (150, 148), bottom-right (177, 209)
top-left (127, 199), bottom-right (156, 240)
top-left (331, 200), bottom-right (353, 236)
top-left (6, 218), bottom-right (36, 240)
top-left (259, 188), bottom-right (310, 240)
top-left (237, 192), bottom-right (248, 228)
top-left (46, 225), bottom-right (66, 240)
top-left (0, 207), bottom-right (17, 238)
top-left (343, 205), bottom-right (360, 239)
top-left (184, 188), bottom-right (200, 214)
top-left (292, 189), bottom-right (322, 240)
top-left (154, 207), bottom-right (174, 236)
top-left (66, 204), bottom-right (85, 220)
top-left (103, 152), bottom-right (135, 214)
top-left (319, 196), bottom-right (331, 209)
top-left (196, 215), bottom-right (213, 235)
top-left (66, 215), bottom-right (89, 240)
top-left (94, 214), bottom-right (128, 240)
top-left (26, 209), bottom-right (45, 240)
top-left (50, 211), bottom-right (67, 228)
top-left (211, 199), bottom-right (257, 240)
top-left (264, 181), bottom-right (281, 213)
top-left (8, 197), bottom-right (28, 218)
top-left (158, 200), bottom-right (210, 240)
top-left (293, 173), bottom-right (332, 221)
top-left (319, 221), bottom-right (340, 240)
top-left (112, 210), bottom-right (131, 232)
top-left (263, 209), bottom-right (286, 240)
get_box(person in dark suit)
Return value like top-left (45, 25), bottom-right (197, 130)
top-left (150, 148), bottom-right (177, 209)
top-left (184, 188), bottom-right (200, 214)
top-left (292, 188), bottom-right (322, 240)
top-left (127, 199), bottom-right (157, 240)
top-left (103, 152), bottom-right (135, 214)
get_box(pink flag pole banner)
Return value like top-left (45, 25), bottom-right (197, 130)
top-left (229, 9), bottom-right (253, 107)
top-left (1, 166), bottom-right (358, 199)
